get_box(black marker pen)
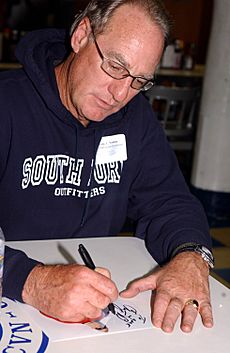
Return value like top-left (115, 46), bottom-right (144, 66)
top-left (78, 243), bottom-right (115, 315)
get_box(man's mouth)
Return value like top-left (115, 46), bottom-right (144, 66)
top-left (95, 96), bottom-right (116, 109)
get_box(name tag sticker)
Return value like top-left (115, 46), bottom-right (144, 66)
top-left (96, 134), bottom-right (127, 164)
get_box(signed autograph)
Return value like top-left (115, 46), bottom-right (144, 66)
top-left (114, 304), bottom-right (146, 328)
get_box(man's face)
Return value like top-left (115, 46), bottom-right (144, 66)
top-left (66, 4), bottom-right (164, 125)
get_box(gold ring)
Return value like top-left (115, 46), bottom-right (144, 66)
top-left (184, 299), bottom-right (199, 310)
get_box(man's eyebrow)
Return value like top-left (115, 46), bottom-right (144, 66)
top-left (107, 50), bottom-right (130, 68)
top-left (106, 50), bottom-right (154, 79)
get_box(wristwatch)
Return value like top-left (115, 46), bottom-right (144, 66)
top-left (171, 243), bottom-right (215, 269)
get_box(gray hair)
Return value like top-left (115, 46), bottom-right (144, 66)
top-left (70, 0), bottom-right (172, 46)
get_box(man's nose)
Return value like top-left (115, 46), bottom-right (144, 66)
top-left (108, 77), bottom-right (132, 103)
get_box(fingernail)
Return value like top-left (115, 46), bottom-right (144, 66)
top-left (163, 323), bottom-right (173, 332)
top-left (182, 325), bottom-right (192, 333)
top-left (204, 320), bottom-right (213, 328)
top-left (153, 318), bottom-right (162, 328)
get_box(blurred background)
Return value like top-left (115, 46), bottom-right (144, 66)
top-left (0, 0), bottom-right (229, 287)
top-left (0, 0), bottom-right (213, 64)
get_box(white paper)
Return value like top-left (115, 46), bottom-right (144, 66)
top-left (14, 292), bottom-right (152, 342)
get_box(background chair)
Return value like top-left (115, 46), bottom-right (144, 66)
top-left (144, 85), bottom-right (201, 181)
top-left (145, 85), bottom-right (200, 151)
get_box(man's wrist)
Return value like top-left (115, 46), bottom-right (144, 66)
top-left (22, 263), bottom-right (44, 304)
top-left (171, 243), bottom-right (214, 269)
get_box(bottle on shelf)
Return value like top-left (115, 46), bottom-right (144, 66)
top-left (9, 29), bottom-right (19, 62)
top-left (183, 42), bottom-right (196, 70)
top-left (160, 39), bottom-right (184, 70)
top-left (160, 43), bottom-right (175, 68)
top-left (1, 28), bottom-right (22, 63)
top-left (2, 27), bottom-right (11, 62)
top-left (174, 39), bottom-right (184, 69)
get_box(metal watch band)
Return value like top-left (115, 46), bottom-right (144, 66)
top-left (171, 243), bottom-right (215, 269)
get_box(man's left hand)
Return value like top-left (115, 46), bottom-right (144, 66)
top-left (120, 252), bottom-right (213, 333)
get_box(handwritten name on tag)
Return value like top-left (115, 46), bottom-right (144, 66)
top-left (96, 134), bottom-right (127, 164)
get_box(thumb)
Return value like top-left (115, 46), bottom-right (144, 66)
top-left (120, 275), bottom-right (157, 298)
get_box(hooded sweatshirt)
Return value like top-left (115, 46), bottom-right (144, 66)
top-left (0, 29), bottom-right (211, 301)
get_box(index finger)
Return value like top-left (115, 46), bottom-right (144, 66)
top-left (90, 268), bottom-right (118, 301)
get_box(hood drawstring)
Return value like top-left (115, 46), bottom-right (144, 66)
top-left (80, 129), bottom-right (97, 227)
top-left (75, 126), bottom-right (79, 157)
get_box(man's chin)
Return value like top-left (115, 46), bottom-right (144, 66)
top-left (79, 105), bottom-right (121, 124)
top-left (81, 112), bottom-right (113, 124)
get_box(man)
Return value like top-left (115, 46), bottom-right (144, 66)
top-left (1, 0), bottom-right (214, 333)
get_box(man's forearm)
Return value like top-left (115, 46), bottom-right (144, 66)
top-left (3, 246), bottom-right (40, 301)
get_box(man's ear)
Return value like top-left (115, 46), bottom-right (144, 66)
top-left (71, 17), bottom-right (91, 53)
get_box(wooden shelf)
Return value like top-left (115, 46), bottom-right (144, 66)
top-left (157, 65), bottom-right (205, 78)
top-left (0, 62), bottom-right (21, 70)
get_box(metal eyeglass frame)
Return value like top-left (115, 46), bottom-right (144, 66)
top-left (91, 31), bottom-right (155, 91)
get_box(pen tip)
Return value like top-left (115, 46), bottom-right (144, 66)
top-left (108, 303), bottom-right (115, 315)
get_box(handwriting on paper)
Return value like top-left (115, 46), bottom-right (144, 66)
top-left (114, 303), bottom-right (146, 328)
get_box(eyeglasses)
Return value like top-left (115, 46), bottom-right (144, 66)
top-left (92, 32), bottom-right (155, 91)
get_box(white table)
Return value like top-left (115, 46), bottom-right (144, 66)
top-left (3, 237), bottom-right (230, 353)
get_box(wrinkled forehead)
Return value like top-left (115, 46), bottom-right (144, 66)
top-left (102, 4), bottom-right (163, 39)
top-left (96, 5), bottom-right (164, 73)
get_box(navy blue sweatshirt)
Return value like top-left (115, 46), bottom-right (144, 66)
top-left (0, 29), bottom-right (211, 301)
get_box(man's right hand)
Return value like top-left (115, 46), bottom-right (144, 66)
top-left (22, 264), bottom-right (118, 322)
